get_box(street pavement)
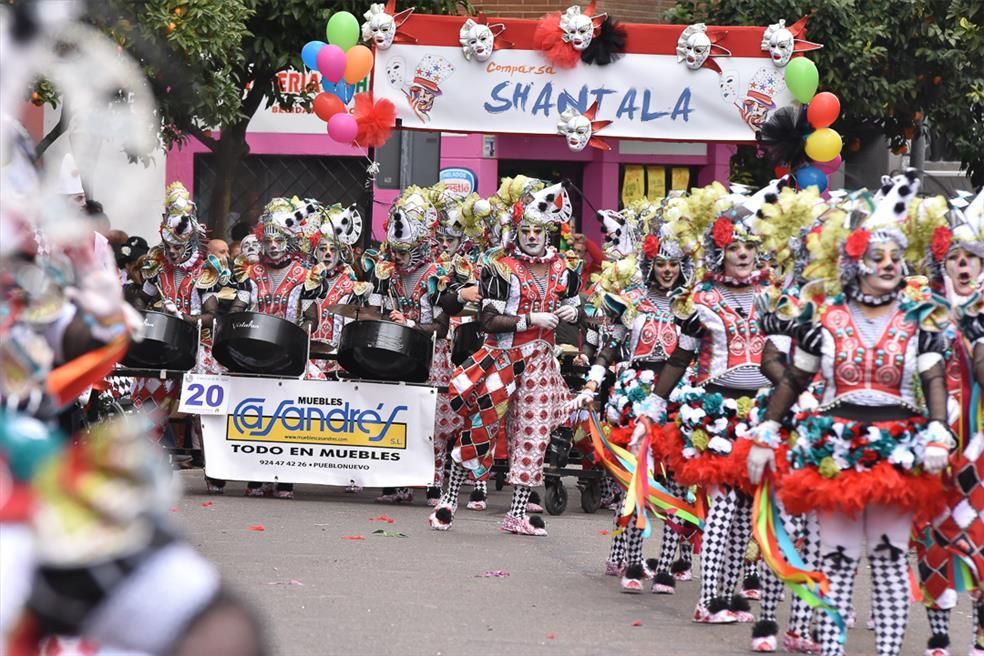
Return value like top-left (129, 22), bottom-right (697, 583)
top-left (175, 471), bottom-right (965, 655)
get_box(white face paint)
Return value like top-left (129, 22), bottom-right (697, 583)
top-left (240, 235), bottom-right (260, 263)
top-left (262, 234), bottom-right (288, 264)
top-left (859, 241), bottom-right (904, 296)
top-left (557, 111), bottom-right (592, 152)
top-left (560, 7), bottom-right (595, 51)
top-left (459, 20), bottom-right (495, 62)
top-left (362, 7), bottom-right (396, 49)
top-left (767, 28), bottom-right (795, 66)
top-left (517, 225), bottom-right (547, 257)
top-left (683, 32), bottom-right (712, 70)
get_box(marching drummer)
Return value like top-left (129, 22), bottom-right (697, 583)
top-left (228, 197), bottom-right (324, 499)
top-left (304, 202), bottom-right (371, 382)
top-left (132, 183), bottom-right (226, 435)
top-left (362, 187), bottom-right (454, 505)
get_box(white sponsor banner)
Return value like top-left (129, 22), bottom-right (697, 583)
top-left (191, 376), bottom-right (437, 487)
top-left (373, 45), bottom-right (791, 142)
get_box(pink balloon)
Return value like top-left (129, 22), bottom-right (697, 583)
top-left (316, 45), bottom-right (347, 84)
top-left (816, 155), bottom-right (843, 174)
top-left (327, 112), bottom-right (358, 143)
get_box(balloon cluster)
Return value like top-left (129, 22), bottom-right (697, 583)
top-left (301, 11), bottom-right (375, 143)
top-left (782, 57), bottom-right (842, 193)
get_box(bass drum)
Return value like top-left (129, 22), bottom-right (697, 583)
top-left (212, 312), bottom-right (308, 377)
top-left (337, 320), bottom-right (433, 383)
top-left (122, 311), bottom-right (198, 371)
top-left (451, 321), bottom-right (483, 366)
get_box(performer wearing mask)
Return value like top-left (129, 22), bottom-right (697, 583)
top-left (365, 187), bottom-right (449, 505)
top-left (915, 189), bottom-right (984, 656)
top-left (649, 183), bottom-right (782, 625)
top-left (431, 183), bottom-right (581, 536)
top-left (746, 171), bottom-right (953, 656)
top-left (230, 197), bottom-right (322, 499)
top-left (576, 203), bottom-right (696, 592)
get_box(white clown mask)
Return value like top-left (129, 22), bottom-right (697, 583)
top-left (678, 25), bottom-right (712, 70)
top-left (559, 6), bottom-right (597, 52)
top-left (762, 21), bottom-right (795, 66)
top-left (362, 4), bottom-right (397, 49)
top-left (240, 234), bottom-right (261, 264)
top-left (459, 19), bottom-right (503, 62)
top-left (556, 109), bottom-right (593, 152)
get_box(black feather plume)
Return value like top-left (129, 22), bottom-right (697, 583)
top-left (756, 105), bottom-right (809, 170)
top-left (580, 17), bottom-right (626, 66)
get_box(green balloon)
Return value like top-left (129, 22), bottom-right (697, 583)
top-left (326, 11), bottom-right (360, 52)
top-left (785, 57), bottom-right (819, 104)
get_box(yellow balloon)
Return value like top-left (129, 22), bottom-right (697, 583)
top-left (805, 128), bottom-right (843, 163)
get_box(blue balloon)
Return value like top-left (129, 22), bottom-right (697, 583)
top-left (337, 82), bottom-right (355, 104)
top-left (795, 165), bottom-right (828, 192)
top-left (302, 41), bottom-right (326, 70)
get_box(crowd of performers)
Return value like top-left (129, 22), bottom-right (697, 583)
top-left (571, 173), bottom-right (984, 656)
top-left (4, 111), bottom-right (984, 656)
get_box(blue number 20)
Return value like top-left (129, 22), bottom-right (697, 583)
top-left (187, 383), bottom-right (224, 408)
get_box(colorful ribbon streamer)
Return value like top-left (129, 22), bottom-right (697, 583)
top-left (586, 411), bottom-right (703, 532)
top-left (753, 478), bottom-right (845, 644)
top-left (47, 335), bottom-right (130, 407)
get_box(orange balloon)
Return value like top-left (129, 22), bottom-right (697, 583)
top-left (344, 45), bottom-right (373, 85)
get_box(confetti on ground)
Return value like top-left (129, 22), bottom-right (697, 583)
top-left (631, 620), bottom-right (642, 627)
top-left (476, 570), bottom-right (510, 578)
top-left (201, 501), bottom-right (214, 507)
top-left (597, 530), bottom-right (609, 536)
top-left (341, 535), bottom-right (366, 540)
top-left (248, 525), bottom-right (266, 532)
top-left (169, 507), bottom-right (179, 513)
top-left (372, 529), bottom-right (408, 538)
top-left (369, 515), bottom-right (396, 524)
top-left (546, 633), bottom-right (556, 640)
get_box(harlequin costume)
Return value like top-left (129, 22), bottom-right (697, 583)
top-left (132, 182), bottom-right (226, 413)
top-left (365, 187), bottom-right (453, 504)
top-left (231, 197), bottom-right (323, 499)
top-left (749, 171), bottom-right (955, 656)
top-left (913, 189), bottom-right (984, 656)
top-left (431, 182), bottom-right (582, 536)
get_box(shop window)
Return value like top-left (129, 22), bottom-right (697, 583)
top-left (619, 165), bottom-right (696, 208)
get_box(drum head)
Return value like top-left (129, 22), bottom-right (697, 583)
top-left (213, 312), bottom-right (308, 376)
top-left (122, 311), bottom-right (198, 371)
top-left (338, 320), bottom-right (433, 383)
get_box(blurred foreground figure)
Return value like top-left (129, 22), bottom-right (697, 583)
top-left (0, 3), bottom-right (263, 654)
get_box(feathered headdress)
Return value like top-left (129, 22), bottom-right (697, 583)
top-left (429, 184), bottom-right (468, 240)
top-left (160, 181), bottom-right (201, 246)
top-left (387, 186), bottom-right (436, 248)
top-left (515, 183), bottom-right (572, 229)
top-left (948, 189), bottom-right (984, 258)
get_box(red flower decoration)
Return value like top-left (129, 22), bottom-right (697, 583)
top-left (511, 201), bottom-right (524, 225)
top-left (844, 229), bottom-right (871, 260)
top-left (642, 235), bottom-right (660, 259)
top-left (931, 226), bottom-right (952, 262)
top-left (711, 218), bottom-right (734, 249)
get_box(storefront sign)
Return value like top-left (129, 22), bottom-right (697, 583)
top-left (439, 167), bottom-right (476, 194)
top-left (374, 45), bottom-right (790, 143)
top-left (184, 375), bottom-right (438, 487)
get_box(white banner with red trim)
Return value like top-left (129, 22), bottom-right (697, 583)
top-left (369, 15), bottom-right (798, 143)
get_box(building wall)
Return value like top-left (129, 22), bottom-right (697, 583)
top-left (473, 0), bottom-right (676, 23)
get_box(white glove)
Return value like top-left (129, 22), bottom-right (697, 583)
top-left (628, 420), bottom-right (649, 450)
top-left (65, 269), bottom-right (126, 320)
top-left (554, 305), bottom-right (578, 323)
top-left (746, 444), bottom-right (776, 485)
top-left (574, 387), bottom-right (596, 408)
top-left (163, 300), bottom-right (181, 316)
top-left (529, 312), bottom-right (559, 329)
top-left (749, 419), bottom-right (783, 449)
top-left (923, 444), bottom-right (950, 474)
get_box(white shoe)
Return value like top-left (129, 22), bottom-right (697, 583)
top-left (751, 635), bottom-right (777, 652)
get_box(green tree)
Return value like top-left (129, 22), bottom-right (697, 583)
top-left (665, 0), bottom-right (984, 187)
